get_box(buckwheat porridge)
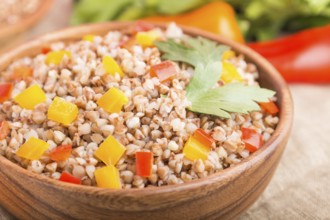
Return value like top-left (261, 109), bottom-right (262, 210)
top-left (0, 23), bottom-right (279, 189)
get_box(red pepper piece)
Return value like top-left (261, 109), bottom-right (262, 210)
top-left (59, 172), bottom-right (81, 184)
top-left (241, 127), bottom-right (263, 153)
top-left (249, 25), bottom-right (330, 83)
top-left (193, 128), bottom-right (214, 149)
top-left (150, 61), bottom-right (178, 82)
top-left (11, 66), bottom-right (33, 81)
top-left (135, 151), bottom-right (153, 177)
top-left (131, 21), bottom-right (154, 35)
top-left (259, 101), bottom-right (279, 115)
top-left (41, 47), bottom-right (51, 54)
top-left (0, 83), bottom-right (13, 103)
top-left (49, 145), bottom-right (72, 162)
top-left (0, 120), bottom-right (10, 140)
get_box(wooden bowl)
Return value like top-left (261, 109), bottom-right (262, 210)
top-left (0, 22), bottom-right (293, 220)
top-left (0, 0), bottom-right (54, 43)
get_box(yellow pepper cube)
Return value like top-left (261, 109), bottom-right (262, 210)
top-left (222, 50), bottom-right (236, 61)
top-left (16, 137), bottom-right (49, 160)
top-left (94, 135), bottom-right (126, 166)
top-left (45, 50), bottom-right (71, 65)
top-left (47, 97), bottom-right (78, 125)
top-left (94, 165), bottom-right (121, 189)
top-left (97, 87), bottom-right (128, 113)
top-left (14, 84), bottom-right (46, 110)
top-left (220, 61), bottom-right (243, 83)
top-left (83, 34), bottom-right (95, 42)
top-left (102, 55), bottom-right (124, 77)
top-left (183, 136), bottom-right (210, 161)
top-left (135, 30), bottom-right (161, 47)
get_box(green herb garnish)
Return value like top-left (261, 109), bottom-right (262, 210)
top-left (155, 36), bottom-right (276, 118)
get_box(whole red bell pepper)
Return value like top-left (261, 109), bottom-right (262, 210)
top-left (249, 25), bottom-right (330, 83)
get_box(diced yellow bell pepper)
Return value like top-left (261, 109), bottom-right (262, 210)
top-left (83, 34), bottom-right (95, 42)
top-left (14, 84), bottom-right (46, 110)
top-left (183, 136), bottom-right (210, 161)
top-left (97, 87), bottom-right (128, 113)
top-left (135, 30), bottom-right (161, 47)
top-left (94, 165), bottom-right (121, 189)
top-left (102, 55), bottom-right (124, 77)
top-left (220, 61), bottom-right (243, 83)
top-left (45, 50), bottom-right (71, 65)
top-left (222, 50), bottom-right (236, 61)
top-left (94, 135), bottom-right (126, 166)
top-left (47, 97), bottom-right (78, 125)
top-left (16, 137), bottom-right (49, 160)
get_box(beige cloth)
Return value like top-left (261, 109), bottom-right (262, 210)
top-left (1, 0), bottom-right (330, 218)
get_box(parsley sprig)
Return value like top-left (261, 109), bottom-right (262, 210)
top-left (155, 36), bottom-right (276, 118)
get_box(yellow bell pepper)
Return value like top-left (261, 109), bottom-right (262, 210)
top-left (14, 84), bottom-right (46, 110)
top-left (94, 135), bottom-right (126, 166)
top-left (220, 61), bottom-right (243, 83)
top-left (135, 30), bottom-right (161, 47)
top-left (45, 50), bottom-right (71, 65)
top-left (222, 50), bottom-right (236, 61)
top-left (47, 97), bottom-right (78, 125)
top-left (94, 165), bottom-right (121, 189)
top-left (183, 136), bottom-right (210, 161)
top-left (83, 34), bottom-right (95, 42)
top-left (16, 137), bottom-right (49, 160)
top-left (97, 87), bottom-right (128, 113)
top-left (102, 55), bottom-right (124, 77)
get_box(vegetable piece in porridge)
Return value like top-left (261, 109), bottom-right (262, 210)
top-left (135, 30), bottom-right (161, 47)
top-left (102, 56), bottom-right (124, 77)
top-left (193, 129), bottom-right (214, 149)
top-left (259, 101), bottom-right (279, 115)
top-left (94, 135), bottom-right (126, 166)
top-left (0, 120), bottom-right (10, 140)
top-left (49, 145), bottom-right (72, 162)
top-left (183, 135), bottom-right (211, 161)
top-left (11, 66), bottom-right (33, 81)
top-left (16, 137), bottom-right (49, 160)
top-left (94, 165), bottom-right (121, 189)
top-left (0, 83), bottom-right (13, 103)
top-left (47, 97), bottom-right (78, 125)
top-left (136, 151), bottom-right (153, 177)
top-left (83, 34), bottom-right (95, 42)
top-left (220, 61), bottom-right (243, 83)
top-left (241, 127), bottom-right (263, 153)
top-left (14, 84), bottom-right (46, 109)
top-left (97, 88), bottom-right (128, 113)
top-left (59, 171), bottom-right (81, 185)
top-left (150, 61), bottom-right (178, 83)
top-left (45, 50), bottom-right (71, 65)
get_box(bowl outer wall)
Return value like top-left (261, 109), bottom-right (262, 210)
top-left (0, 22), bottom-right (293, 220)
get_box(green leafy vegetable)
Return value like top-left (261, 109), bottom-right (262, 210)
top-left (156, 36), bottom-right (276, 118)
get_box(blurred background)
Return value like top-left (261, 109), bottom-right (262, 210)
top-left (0, 0), bottom-right (329, 219)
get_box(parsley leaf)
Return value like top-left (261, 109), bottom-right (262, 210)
top-left (156, 36), bottom-right (276, 118)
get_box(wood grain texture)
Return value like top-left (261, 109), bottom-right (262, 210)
top-left (0, 22), bottom-right (293, 220)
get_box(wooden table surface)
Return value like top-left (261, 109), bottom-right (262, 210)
top-left (1, 1), bottom-right (329, 219)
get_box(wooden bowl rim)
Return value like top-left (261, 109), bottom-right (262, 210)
top-left (0, 0), bottom-right (54, 40)
top-left (0, 21), bottom-right (293, 197)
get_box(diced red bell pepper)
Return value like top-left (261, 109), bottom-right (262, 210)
top-left (150, 61), bottom-right (178, 82)
top-left (0, 83), bottom-right (13, 103)
top-left (193, 128), bottom-right (214, 149)
top-left (131, 21), bottom-right (154, 35)
top-left (135, 151), bottom-right (153, 177)
top-left (50, 145), bottom-right (72, 162)
top-left (41, 47), bottom-right (51, 54)
top-left (59, 171), bottom-right (81, 184)
top-left (259, 101), bottom-right (279, 115)
top-left (241, 127), bottom-right (263, 153)
top-left (11, 66), bottom-right (33, 81)
top-left (0, 120), bottom-right (10, 140)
